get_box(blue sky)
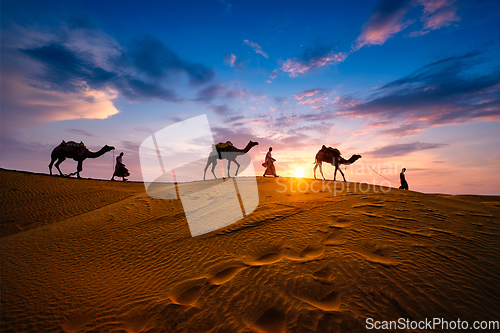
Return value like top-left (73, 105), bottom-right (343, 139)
top-left (1, 0), bottom-right (500, 194)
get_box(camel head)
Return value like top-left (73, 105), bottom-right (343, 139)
top-left (249, 141), bottom-right (259, 148)
top-left (343, 154), bottom-right (362, 165)
top-left (103, 145), bottom-right (115, 152)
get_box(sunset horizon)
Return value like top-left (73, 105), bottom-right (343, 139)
top-left (2, 0), bottom-right (500, 195)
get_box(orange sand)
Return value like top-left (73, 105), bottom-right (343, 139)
top-left (1, 168), bottom-right (500, 332)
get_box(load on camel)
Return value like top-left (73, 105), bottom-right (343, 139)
top-left (313, 145), bottom-right (362, 181)
top-left (203, 141), bottom-right (258, 180)
top-left (49, 140), bottom-right (115, 178)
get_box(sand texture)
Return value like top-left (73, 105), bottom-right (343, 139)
top-left (1, 168), bottom-right (500, 332)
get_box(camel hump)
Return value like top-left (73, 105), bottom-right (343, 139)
top-left (60, 140), bottom-right (86, 148)
top-left (320, 146), bottom-right (340, 156)
top-left (215, 141), bottom-right (233, 149)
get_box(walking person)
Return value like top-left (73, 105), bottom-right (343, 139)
top-left (112, 152), bottom-right (130, 181)
top-left (262, 147), bottom-right (279, 177)
top-left (399, 168), bottom-right (409, 190)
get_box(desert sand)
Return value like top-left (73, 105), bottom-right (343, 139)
top-left (1, 168), bottom-right (500, 332)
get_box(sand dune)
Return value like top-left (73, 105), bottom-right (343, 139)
top-left (1, 168), bottom-right (500, 332)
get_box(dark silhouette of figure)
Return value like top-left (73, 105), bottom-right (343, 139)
top-left (313, 145), bottom-right (362, 181)
top-left (263, 147), bottom-right (279, 177)
top-left (203, 141), bottom-right (259, 180)
top-left (112, 152), bottom-right (130, 181)
top-left (399, 168), bottom-right (409, 190)
top-left (49, 140), bottom-right (115, 178)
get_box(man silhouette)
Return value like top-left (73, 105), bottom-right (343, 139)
top-left (399, 168), bottom-right (409, 190)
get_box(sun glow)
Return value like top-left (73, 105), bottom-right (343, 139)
top-left (294, 167), bottom-right (306, 178)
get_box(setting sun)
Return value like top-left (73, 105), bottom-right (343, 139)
top-left (294, 167), bottom-right (306, 178)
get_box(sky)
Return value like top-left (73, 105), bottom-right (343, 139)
top-left (1, 0), bottom-right (499, 194)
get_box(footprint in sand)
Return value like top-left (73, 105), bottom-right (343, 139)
top-left (169, 278), bottom-right (208, 305)
top-left (208, 265), bottom-right (247, 285)
top-left (321, 229), bottom-right (346, 246)
top-left (284, 244), bottom-right (325, 261)
top-left (328, 215), bottom-right (351, 228)
top-left (288, 276), bottom-right (342, 311)
top-left (121, 312), bottom-right (150, 333)
top-left (252, 307), bottom-right (287, 333)
top-left (356, 240), bottom-right (398, 266)
top-left (312, 265), bottom-right (334, 283)
top-left (247, 249), bottom-right (285, 266)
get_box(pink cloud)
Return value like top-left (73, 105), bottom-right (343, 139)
top-left (423, 7), bottom-right (459, 30)
top-left (353, 0), bottom-right (460, 49)
top-left (270, 69), bottom-right (278, 79)
top-left (243, 40), bottom-right (268, 58)
top-left (294, 89), bottom-right (323, 100)
top-left (281, 52), bottom-right (346, 77)
top-left (224, 53), bottom-right (237, 66)
top-left (298, 97), bottom-right (328, 105)
top-left (352, 1), bottom-right (412, 51)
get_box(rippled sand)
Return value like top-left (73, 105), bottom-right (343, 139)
top-left (1, 169), bottom-right (499, 332)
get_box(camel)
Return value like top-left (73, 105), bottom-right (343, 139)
top-left (203, 141), bottom-right (259, 180)
top-left (49, 141), bottom-right (115, 178)
top-left (313, 145), bottom-right (362, 181)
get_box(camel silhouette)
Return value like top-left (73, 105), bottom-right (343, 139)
top-left (203, 141), bottom-right (258, 180)
top-left (49, 141), bottom-right (115, 178)
top-left (313, 145), bottom-right (362, 181)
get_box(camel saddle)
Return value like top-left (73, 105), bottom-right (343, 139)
top-left (60, 140), bottom-right (86, 148)
top-left (214, 141), bottom-right (234, 159)
top-left (215, 141), bottom-right (233, 149)
top-left (321, 145), bottom-right (341, 155)
top-left (56, 140), bottom-right (87, 156)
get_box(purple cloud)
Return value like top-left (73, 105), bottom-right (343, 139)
top-left (337, 52), bottom-right (500, 129)
top-left (281, 44), bottom-right (346, 77)
top-left (368, 141), bottom-right (447, 158)
top-left (243, 40), bottom-right (268, 58)
top-left (65, 129), bottom-right (100, 137)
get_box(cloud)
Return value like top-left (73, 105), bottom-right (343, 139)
top-left (407, 0), bottom-right (460, 37)
top-left (65, 129), bottom-right (100, 137)
top-left (379, 123), bottom-right (425, 137)
top-left (298, 97), bottom-right (328, 105)
top-left (243, 40), bottom-right (268, 58)
top-left (224, 53), bottom-right (237, 66)
top-left (368, 141), bottom-right (447, 157)
top-left (294, 89), bottom-right (324, 100)
top-left (208, 104), bottom-right (233, 116)
top-left (1, 19), bottom-right (215, 132)
top-left (224, 53), bottom-right (244, 69)
top-left (129, 35), bottom-right (214, 85)
top-left (281, 44), bottom-right (346, 77)
top-left (194, 83), bottom-right (249, 103)
top-left (353, 0), bottom-right (461, 49)
top-left (352, 0), bottom-right (413, 50)
top-left (268, 69), bottom-right (278, 83)
top-left (274, 96), bottom-right (289, 106)
top-left (337, 51), bottom-right (500, 129)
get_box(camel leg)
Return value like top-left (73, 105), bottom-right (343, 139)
top-left (49, 158), bottom-right (56, 175)
top-left (338, 167), bottom-right (346, 182)
top-left (333, 165), bottom-right (346, 181)
top-left (233, 159), bottom-right (240, 177)
top-left (319, 163), bottom-right (326, 180)
top-left (211, 160), bottom-right (217, 179)
top-left (313, 163), bottom-right (318, 179)
top-left (54, 157), bottom-right (66, 176)
top-left (203, 157), bottom-right (213, 180)
top-left (76, 160), bottom-right (83, 179)
top-left (227, 160), bottom-right (231, 178)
